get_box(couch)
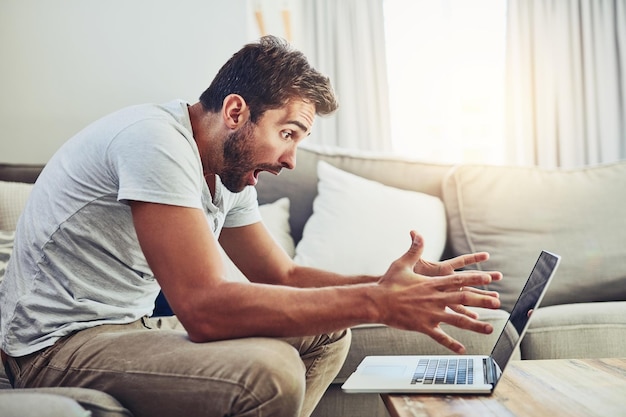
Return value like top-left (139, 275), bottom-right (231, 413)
top-left (1, 144), bottom-right (625, 417)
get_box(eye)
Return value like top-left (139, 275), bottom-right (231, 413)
top-left (280, 130), bottom-right (293, 140)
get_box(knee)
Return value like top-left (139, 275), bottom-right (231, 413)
top-left (238, 339), bottom-right (306, 416)
top-left (330, 328), bottom-right (352, 361)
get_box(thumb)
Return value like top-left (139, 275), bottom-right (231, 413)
top-left (381, 231), bottom-right (426, 283)
top-left (400, 230), bottom-right (425, 265)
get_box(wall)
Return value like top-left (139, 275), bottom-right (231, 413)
top-left (0, 0), bottom-right (248, 163)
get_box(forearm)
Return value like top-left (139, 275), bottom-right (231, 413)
top-left (180, 280), bottom-right (381, 342)
top-left (284, 264), bottom-right (380, 288)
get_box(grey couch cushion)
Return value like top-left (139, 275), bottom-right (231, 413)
top-left (0, 362), bottom-right (131, 417)
top-left (0, 392), bottom-right (90, 417)
top-left (521, 302), bottom-right (626, 360)
top-left (0, 386), bottom-right (132, 417)
top-left (24, 388), bottom-right (133, 417)
top-left (442, 161), bottom-right (626, 312)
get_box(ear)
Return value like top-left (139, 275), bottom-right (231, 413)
top-left (222, 94), bottom-right (250, 129)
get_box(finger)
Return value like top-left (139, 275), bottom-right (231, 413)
top-left (457, 286), bottom-right (500, 298)
top-left (457, 271), bottom-right (503, 284)
top-left (454, 269), bottom-right (503, 282)
top-left (447, 304), bottom-right (480, 319)
top-left (441, 311), bottom-right (495, 335)
top-left (433, 273), bottom-right (493, 291)
top-left (426, 326), bottom-right (466, 354)
top-left (453, 290), bottom-right (501, 310)
top-left (487, 271), bottom-right (503, 281)
top-left (444, 252), bottom-right (490, 270)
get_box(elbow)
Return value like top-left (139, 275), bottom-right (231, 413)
top-left (187, 328), bottom-right (210, 343)
top-left (178, 316), bottom-right (222, 343)
top-left (173, 305), bottom-right (233, 343)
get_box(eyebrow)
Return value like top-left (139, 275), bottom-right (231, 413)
top-left (286, 120), bottom-right (310, 135)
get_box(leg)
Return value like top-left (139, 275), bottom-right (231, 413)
top-left (12, 319), bottom-right (307, 417)
top-left (154, 316), bottom-right (352, 417)
top-left (281, 329), bottom-right (352, 417)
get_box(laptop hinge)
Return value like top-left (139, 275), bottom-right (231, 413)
top-left (483, 358), bottom-right (498, 385)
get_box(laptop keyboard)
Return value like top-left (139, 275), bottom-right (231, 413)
top-left (411, 358), bottom-right (474, 385)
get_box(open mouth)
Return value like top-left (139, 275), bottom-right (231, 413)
top-left (254, 168), bottom-right (282, 179)
top-left (249, 165), bottom-right (284, 186)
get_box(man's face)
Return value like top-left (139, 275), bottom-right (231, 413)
top-left (219, 99), bottom-right (315, 193)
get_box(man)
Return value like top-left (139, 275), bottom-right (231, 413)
top-left (0, 36), bottom-right (501, 417)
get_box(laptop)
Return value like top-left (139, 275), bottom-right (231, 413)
top-left (341, 250), bottom-right (561, 394)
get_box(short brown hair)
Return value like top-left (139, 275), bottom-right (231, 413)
top-left (199, 36), bottom-right (338, 123)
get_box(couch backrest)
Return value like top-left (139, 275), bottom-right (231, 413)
top-left (0, 164), bottom-right (44, 184)
top-left (0, 151), bottom-right (453, 246)
top-left (255, 145), bottom-right (453, 244)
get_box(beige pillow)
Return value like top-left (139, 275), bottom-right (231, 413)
top-left (442, 161), bottom-right (626, 312)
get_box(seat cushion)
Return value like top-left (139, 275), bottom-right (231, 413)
top-left (521, 302), bottom-right (626, 359)
top-left (0, 385), bottom-right (131, 417)
top-left (0, 392), bottom-right (90, 417)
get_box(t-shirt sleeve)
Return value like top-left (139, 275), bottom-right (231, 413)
top-left (108, 119), bottom-right (204, 209)
top-left (222, 184), bottom-right (262, 228)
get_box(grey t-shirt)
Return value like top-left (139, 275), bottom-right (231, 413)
top-left (0, 100), bottom-right (261, 356)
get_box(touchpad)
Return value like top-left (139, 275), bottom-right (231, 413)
top-left (362, 365), bottom-right (407, 377)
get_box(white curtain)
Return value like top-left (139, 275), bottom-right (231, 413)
top-left (297, 0), bottom-right (392, 151)
top-left (506, 0), bottom-right (626, 168)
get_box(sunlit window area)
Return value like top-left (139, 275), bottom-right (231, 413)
top-left (384, 0), bottom-right (507, 164)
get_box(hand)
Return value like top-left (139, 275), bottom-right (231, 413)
top-left (408, 230), bottom-right (502, 321)
top-left (376, 231), bottom-right (501, 354)
top-left (411, 231), bottom-right (502, 283)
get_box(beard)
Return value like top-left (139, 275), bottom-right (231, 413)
top-left (220, 122), bottom-right (282, 193)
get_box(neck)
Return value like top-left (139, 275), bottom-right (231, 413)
top-left (188, 102), bottom-right (223, 197)
top-left (188, 102), bottom-right (224, 177)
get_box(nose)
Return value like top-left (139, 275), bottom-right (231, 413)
top-left (280, 146), bottom-right (297, 170)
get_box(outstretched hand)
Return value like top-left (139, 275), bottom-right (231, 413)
top-left (411, 231), bottom-right (502, 282)
top-left (376, 231), bottom-right (502, 354)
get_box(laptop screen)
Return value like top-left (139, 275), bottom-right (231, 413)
top-left (489, 251), bottom-right (561, 375)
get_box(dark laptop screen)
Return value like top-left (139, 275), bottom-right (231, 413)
top-left (490, 251), bottom-right (561, 374)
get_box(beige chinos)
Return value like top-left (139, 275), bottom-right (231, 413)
top-left (5, 317), bottom-right (351, 417)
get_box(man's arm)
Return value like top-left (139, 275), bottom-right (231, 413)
top-left (131, 201), bottom-right (500, 354)
top-left (220, 223), bottom-right (502, 321)
top-left (218, 221), bottom-right (378, 287)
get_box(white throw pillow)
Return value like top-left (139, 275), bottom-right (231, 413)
top-left (258, 197), bottom-right (295, 258)
top-left (221, 197), bottom-right (295, 282)
top-left (294, 161), bottom-right (446, 276)
top-left (0, 181), bottom-right (34, 230)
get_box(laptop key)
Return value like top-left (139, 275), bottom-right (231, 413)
top-left (411, 359), bottom-right (429, 384)
top-left (412, 358), bottom-right (473, 385)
